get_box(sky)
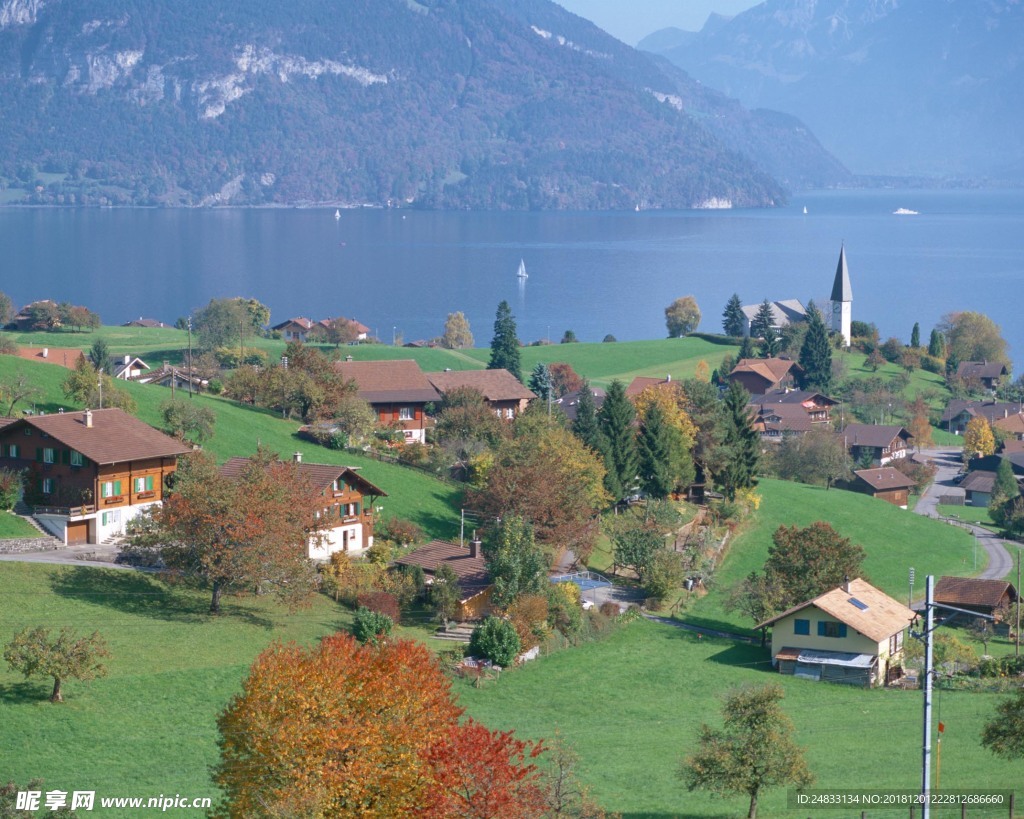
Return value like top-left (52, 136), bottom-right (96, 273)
top-left (555, 0), bottom-right (761, 45)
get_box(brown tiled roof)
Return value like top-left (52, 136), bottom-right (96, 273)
top-left (730, 357), bottom-right (801, 385)
top-left (956, 361), bottom-right (1008, 380)
top-left (272, 317), bottom-right (315, 331)
top-left (1001, 439), bottom-right (1024, 454)
top-left (394, 539), bottom-right (492, 599)
top-left (8, 409), bottom-right (190, 464)
top-left (934, 576), bottom-right (1017, 608)
top-left (755, 389), bottom-right (838, 408)
top-left (625, 376), bottom-right (670, 398)
top-left (941, 400), bottom-right (1022, 424)
top-left (842, 424), bottom-right (912, 448)
top-left (992, 414), bottom-right (1024, 436)
top-left (219, 457), bottom-right (387, 497)
top-left (757, 578), bottom-right (915, 643)
top-left (427, 369), bottom-right (536, 402)
top-left (854, 467), bottom-right (917, 492)
top-left (960, 470), bottom-right (996, 494)
top-left (334, 359), bottom-right (440, 404)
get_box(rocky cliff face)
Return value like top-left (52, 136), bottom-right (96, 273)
top-left (0, 0), bottom-right (848, 208)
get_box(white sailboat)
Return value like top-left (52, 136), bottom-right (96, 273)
top-left (517, 258), bottom-right (528, 280)
top-left (334, 209), bottom-right (341, 220)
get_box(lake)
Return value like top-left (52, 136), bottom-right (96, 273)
top-left (2, 188), bottom-right (1022, 368)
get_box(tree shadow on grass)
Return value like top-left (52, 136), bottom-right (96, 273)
top-left (704, 642), bottom-right (775, 673)
top-left (0, 680), bottom-right (51, 705)
top-left (49, 566), bottom-right (274, 630)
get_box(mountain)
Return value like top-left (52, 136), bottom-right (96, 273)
top-left (0, 0), bottom-right (848, 209)
top-left (640, 0), bottom-right (1024, 181)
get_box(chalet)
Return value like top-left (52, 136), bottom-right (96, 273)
top-left (393, 539), bottom-right (493, 621)
top-left (556, 388), bottom-right (606, 422)
top-left (272, 317), bottom-right (316, 342)
top-left (427, 369), bottom-right (536, 419)
top-left (728, 358), bottom-right (802, 394)
top-left (941, 399), bottom-right (1023, 435)
top-left (960, 470), bottom-right (997, 507)
top-left (0, 408), bottom-right (190, 544)
top-left (334, 359), bottom-right (440, 444)
top-left (739, 300), bottom-right (806, 338)
top-left (992, 412), bottom-right (1024, 441)
top-left (122, 318), bottom-right (168, 328)
top-left (137, 364), bottom-right (209, 393)
top-left (955, 361), bottom-right (1009, 391)
top-left (757, 577), bottom-right (915, 687)
top-left (625, 375), bottom-right (676, 399)
top-left (934, 576), bottom-right (1018, 621)
top-left (749, 390), bottom-right (836, 439)
top-left (852, 467), bottom-right (916, 508)
top-left (842, 424), bottom-right (912, 466)
top-left (219, 455), bottom-right (386, 559)
top-left (112, 355), bottom-right (151, 380)
top-left (320, 316), bottom-right (370, 341)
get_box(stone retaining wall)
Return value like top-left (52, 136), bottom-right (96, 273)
top-left (0, 537), bottom-right (63, 554)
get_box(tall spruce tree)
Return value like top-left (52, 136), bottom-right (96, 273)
top-left (759, 325), bottom-right (781, 358)
top-left (738, 335), bottom-right (756, 360)
top-left (638, 401), bottom-right (693, 499)
top-left (571, 382), bottom-right (604, 453)
top-left (910, 322), bottom-right (921, 348)
top-left (750, 299), bottom-right (776, 340)
top-left (928, 328), bottom-right (945, 358)
top-left (528, 363), bottom-right (552, 403)
top-left (798, 304), bottom-right (832, 393)
top-left (487, 300), bottom-right (522, 381)
top-left (597, 380), bottom-right (639, 502)
top-left (719, 381), bottom-right (760, 500)
top-left (722, 293), bottom-right (745, 337)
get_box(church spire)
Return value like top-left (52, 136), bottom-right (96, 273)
top-left (831, 243), bottom-right (852, 302)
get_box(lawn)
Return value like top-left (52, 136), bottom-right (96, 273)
top-left (937, 504), bottom-right (997, 529)
top-left (679, 478), bottom-right (979, 636)
top-left (0, 512), bottom-right (38, 538)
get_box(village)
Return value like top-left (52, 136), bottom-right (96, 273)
top-left (0, 248), bottom-right (1021, 817)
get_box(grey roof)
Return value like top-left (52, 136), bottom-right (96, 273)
top-left (739, 300), bottom-right (807, 328)
top-left (842, 424), bottom-right (912, 448)
top-left (831, 244), bottom-right (852, 302)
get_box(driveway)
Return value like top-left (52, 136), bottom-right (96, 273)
top-left (0, 542), bottom-right (134, 570)
top-left (914, 447), bottom-right (1018, 580)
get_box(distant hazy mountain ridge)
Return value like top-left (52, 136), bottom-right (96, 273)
top-left (0, 0), bottom-right (848, 208)
top-left (640, 0), bottom-right (1024, 181)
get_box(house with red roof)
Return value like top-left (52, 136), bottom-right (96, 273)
top-left (393, 539), bottom-right (493, 620)
top-left (426, 369), bottom-right (536, 419)
top-left (728, 358), bottom-right (802, 395)
top-left (335, 359), bottom-right (441, 443)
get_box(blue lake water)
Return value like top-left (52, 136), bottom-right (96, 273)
top-left (1, 188), bottom-right (1022, 368)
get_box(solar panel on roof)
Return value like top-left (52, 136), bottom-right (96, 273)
top-left (848, 597), bottom-right (869, 611)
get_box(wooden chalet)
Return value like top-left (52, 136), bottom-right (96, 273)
top-left (842, 424), bottom-right (912, 466)
top-left (112, 355), bottom-right (151, 380)
top-left (427, 369), bottom-right (536, 419)
top-left (852, 467), bottom-right (916, 508)
top-left (219, 455), bottom-right (386, 559)
top-left (757, 578), bottom-right (915, 687)
top-left (334, 359), bottom-right (440, 444)
top-left (934, 576), bottom-right (1018, 621)
top-left (955, 361), bottom-right (1009, 391)
top-left (728, 358), bottom-right (803, 394)
top-left (749, 389), bottom-right (836, 439)
top-left (393, 539), bottom-right (493, 620)
top-left (272, 317), bottom-right (316, 342)
top-left (941, 399), bottom-right (1023, 435)
top-left (0, 408), bottom-right (190, 545)
top-left (992, 412), bottom-right (1024, 441)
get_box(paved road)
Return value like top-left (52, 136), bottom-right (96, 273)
top-left (0, 542), bottom-right (134, 570)
top-left (914, 447), bottom-right (1018, 580)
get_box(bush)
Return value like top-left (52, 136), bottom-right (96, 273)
top-left (351, 606), bottom-right (393, 645)
top-left (398, 442), bottom-right (430, 466)
top-left (599, 601), bottom-right (622, 618)
top-left (0, 467), bottom-right (23, 511)
top-left (469, 616), bottom-right (521, 667)
top-left (0, 335), bottom-right (18, 354)
top-left (920, 354), bottom-right (945, 374)
top-left (355, 591), bottom-right (401, 622)
top-left (547, 583), bottom-right (583, 639)
top-left (380, 516), bottom-right (423, 546)
top-left (206, 379), bottom-right (223, 395)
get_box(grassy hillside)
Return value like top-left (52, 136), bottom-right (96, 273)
top-left (681, 478), bottom-right (978, 636)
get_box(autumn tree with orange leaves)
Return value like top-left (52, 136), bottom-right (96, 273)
top-left (125, 449), bottom-right (323, 614)
top-left (213, 633), bottom-right (547, 819)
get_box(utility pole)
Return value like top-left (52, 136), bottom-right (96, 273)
top-left (97, 374), bottom-right (103, 409)
top-left (921, 575), bottom-right (934, 819)
top-left (187, 316), bottom-right (193, 399)
top-left (1017, 548), bottom-right (1021, 657)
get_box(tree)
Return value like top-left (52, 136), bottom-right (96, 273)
top-left (737, 335), bottom-right (755, 360)
top-left (722, 293), bottom-right (745, 337)
top-left (910, 322), bottom-right (920, 348)
top-left (2, 370), bottom-right (41, 416)
top-left (749, 299), bottom-right (775, 340)
top-left (725, 572), bottom-right (784, 647)
top-left (928, 328), bottom-right (945, 358)
top-left (351, 606), bottom-right (394, 645)
top-left (430, 563), bottom-right (462, 624)
top-left (602, 334), bottom-right (617, 343)
top-left (125, 450), bottom-right (322, 614)
top-left (939, 311), bottom-right (1009, 365)
top-left (571, 383), bottom-right (603, 454)
top-left (481, 516), bottom-right (548, 609)
top-left (87, 338), bottom-right (112, 374)
top-left (469, 616), bottom-right (521, 666)
top-left (536, 731), bottom-right (607, 819)
top-left (0, 467), bottom-right (23, 511)
top-left (0, 290), bottom-right (13, 326)
top-left (963, 416), bottom-right (996, 460)
top-left (718, 382), bottom-right (759, 500)
top-left (62, 354), bottom-right (136, 413)
top-left (192, 297), bottom-right (268, 352)
top-left (560, 329), bottom-right (578, 344)
top-left (637, 401), bottom-right (693, 499)
top-left (665, 296), bottom-right (701, 338)
top-left (161, 400), bottom-right (216, 445)
top-left (597, 380), bottom-right (639, 502)
top-left (434, 386), bottom-right (505, 456)
top-left (487, 300), bottom-right (522, 381)
top-left (441, 311), bottom-right (474, 349)
top-left (682, 684), bottom-right (813, 819)
top-left (4, 626), bottom-right (109, 703)
top-left (988, 457), bottom-right (1021, 534)
top-left (905, 397), bottom-right (934, 451)
top-left (758, 325), bottom-right (781, 358)
top-left (773, 427), bottom-right (850, 490)
top-left (529, 363), bottom-right (552, 403)
top-left (320, 316), bottom-right (363, 346)
top-left (24, 301), bottom-right (60, 331)
top-left (981, 687), bottom-right (1024, 760)
top-left (765, 522), bottom-right (865, 609)
top-left (797, 305), bottom-right (832, 393)
top-left (548, 362), bottom-right (584, 398)
top-left (612, 523), bottom-right (663, 582)
top-left (214, 633), bottom-right (546, 818)
top-left (865, 348), bottom-right (885, 371)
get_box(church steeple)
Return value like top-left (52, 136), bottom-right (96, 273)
top-left (830, 244), bottom-right (852, 347)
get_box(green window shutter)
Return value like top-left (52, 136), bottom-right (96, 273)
top-left (146, 475), bottom-right (154, 491)
top-left (114, 480), bottom-right (122, 496)
top-left (353, 501), bottom-right (361, 516)
top-left (61, 449), bottom-right (70, 465)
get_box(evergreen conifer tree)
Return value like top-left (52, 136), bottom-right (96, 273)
top-left (487, 300), bottom-right (521, 381)
top-left (759, 326), bottom-right (781, 358)
top-left (638, 402), bottom-right (693, 499)
top-left (929, 328), bottom-right (945, 358)
top-left (722, 293), bottom-right (745, 337)
top-left (738, 335), bottom-right (756, 360)
top-left (798, 305), bottom-right (832, 393)
top-left (597, 380), bottom-right (639, 502)
top-left (719, 382), bottom-right (760, 500)
top-left (910, 322), bottom-right (921, 348)
top-left (750, 299), bottom-right (776, 340)
top-left (528, 363), bottom-right (552, 403)
top-left (571, 383), bottom-right (604, 453)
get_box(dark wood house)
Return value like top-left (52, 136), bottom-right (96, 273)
top-left (842, 424), bottom-right (912, 466)
top-left (852, 467), bottom-right (917, 508)
top-left (934, 577), bottom-right (1018, 620)
top-left (393, 539), bottom-right (493, 620)
top-left (427, 369), bottom-right (536, 419)
top-left (334, 359), bottom-right (441, 444)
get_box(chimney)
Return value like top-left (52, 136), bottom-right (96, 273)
top-left (469, 538), bottom-right (481, 559)
top-left (293, 452), bottom-right (302, 463)
top-left (124, 354), bottom-right (131, 365)
top-left (84, 409), bottom-right (93, 428)
top-left (843, 574), bottom-right (851, 593)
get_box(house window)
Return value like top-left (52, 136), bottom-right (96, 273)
top-left (504, 407), bottom-right (514, 419)
top-left (134, 476), bottom-right (154, 493)
top-left (7, 444), bottom-right (18, 458)
top-left (101, 510), bottom-right (122, 527)
top-left (70, 450), bottom-right (83, 467)
top-left (42, 447), bottom-right (55, 464)
top-left (793, 618), bottom-right (810, 636)
top-left (889, 631), bottom-right (903, 654)
top-left (818, 621), bottom-right (847, 638)
top-left (101, 480), bottom-right (123, 499)
top-left (398, 406), bottom-right (414, 421)
top-left (42, 478), bottom-right (54, 495)
top-left (346, 502), bottom-right (361, 517)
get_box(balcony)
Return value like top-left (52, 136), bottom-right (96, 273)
top-left (34, 504), bottom-right (96, 519)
